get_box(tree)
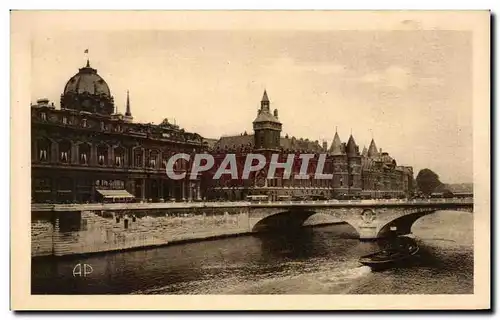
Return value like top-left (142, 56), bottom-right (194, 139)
top-left (416, 169), bottom-right (443, 195)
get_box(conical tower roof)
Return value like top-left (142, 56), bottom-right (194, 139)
top-left (367, 138), bottom-right (378, 157)
top-left (261, 90), bottom-right (269, 102)
top-left (346, 134), bottom-right (358, 156)
top-left (329, 131), bottom-right (343, 155)
top-left (362, 145), bottom-right (368, 156)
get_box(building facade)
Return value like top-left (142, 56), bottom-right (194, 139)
top-left (31, 60), bottom-right (414, 204)
top-left (205, 91), bottom-right (414, 201)
top-left (31, 60), bottom-right (207, 203)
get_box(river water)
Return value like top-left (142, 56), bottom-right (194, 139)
top-left (31, 210), bottom-right (473, 294)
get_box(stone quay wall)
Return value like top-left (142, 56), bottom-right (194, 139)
top-left (32, 208), bottom-right (343, 257)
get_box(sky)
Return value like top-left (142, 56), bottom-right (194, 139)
top-left (30, 28), bottom-right (473, 184)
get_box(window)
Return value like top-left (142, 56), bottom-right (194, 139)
top-left (39, 149), bottom-right (48, 161)
top-left (59, 140), bottom-right (71, 163)
top-left (97, 145), bottom-right (108, 165)
top-left (82, 119), bottom-right (87, 128)
top-left (37, 138), bottom-right (51, 162)
top-left (79, 143), bottom-right (90, 165)
top-left (149, 151), bottom-right (158, 168)
top-left (60, 151), bottom-right (69, 162)
top-left (40, 112), bottom-right (47, 121)
top-left (114, 147), bottom-right (125, 167)
top-left (100, 121), bottom-right (105, 131)
top-left (134, 149), bottom-right (143, 167)
top-left (62, 116), bottom-right (68, 125)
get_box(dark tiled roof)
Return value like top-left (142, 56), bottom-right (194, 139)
top-left (214, 134), bottom-right (254, 150)
top-left (346, 134), bottom-right (358, 155)
top-left (213, 134), bottom-right (323, 152)
top-left (253, 111), bottom-right (281, 124)
top-left (261, 90), bottom-right (269, 102)
top-left (203, 138), bottom-right (219, 148)
top-left (329, 131), bottom-right (343, 155)
top-left (367, 139), bottom-right (379, 157)
top-left (280, 137), bottom-right (323, 152)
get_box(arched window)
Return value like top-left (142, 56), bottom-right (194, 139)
top-left (134, 148), bottom-right (143, 167)
top-left (97, 144), bottom-right (108, 166)
top-left (79, 143), bottom-right (90, 164)
top-left (59, 140), bottom-right (72, 163)
top-left (114, 146), bottom-right (125, 167)
top-left (37, 138), bottom-right (51, 162)
top-left (149, 150), bottom-right (159, 168)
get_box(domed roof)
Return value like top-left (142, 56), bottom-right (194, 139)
top-left (63, 60), bottom-right (111, 96)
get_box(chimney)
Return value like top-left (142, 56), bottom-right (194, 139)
top-left (322, 141), bottom-right (328, 151)
top-left (273, 109), bottom-right (279, 118)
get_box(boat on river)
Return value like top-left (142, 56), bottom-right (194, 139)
top-left (359, 237), bottom-right (419, 271)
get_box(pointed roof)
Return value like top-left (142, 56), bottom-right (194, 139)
top-left (367, 138), bottom-right (378, 157)
top-left (362, 145), bottom-right (368, 156)
top-left (261, 90), bottom-right (269, 102)
top-left (125, 90), bottom-right (132, 117)
top-left (346, 134), bottom-right (358, 156)
top-left (329, 131), bottom-right (343, 155)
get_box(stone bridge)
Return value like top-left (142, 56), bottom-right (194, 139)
top-left (32, 198), bottom-right (474, 240)
top-left (248, 199), bottom-right (473, 239)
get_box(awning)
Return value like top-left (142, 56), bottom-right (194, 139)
top-left (96, 189), bottom-right (135, 198)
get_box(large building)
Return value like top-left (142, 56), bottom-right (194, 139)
top-left (31, 60), bottom-right (414, 204)
top-left (31, 60), bottom-right (208, 203)
top-left (204, 91), bottom-right (414, 201)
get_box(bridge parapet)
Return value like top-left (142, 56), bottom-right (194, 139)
top-left (31, 198), bottom-right (473, 213)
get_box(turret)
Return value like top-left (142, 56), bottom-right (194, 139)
top-left (367, 138), bottom-right (379, 158)
top-left (252, 90), bottom-right (282, 150)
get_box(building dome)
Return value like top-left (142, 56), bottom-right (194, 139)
top-left (63, 60), bottom-right (111, 96)
top-left (60, 60), bottom-right (115, 115)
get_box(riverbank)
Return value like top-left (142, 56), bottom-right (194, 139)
top-left (31, 209), bottom-right (345, 258)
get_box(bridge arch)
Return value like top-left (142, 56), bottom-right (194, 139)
top-left (377, 207), bottom-right (474, 238)
top-left (252, 210), bottom-right (317, 232)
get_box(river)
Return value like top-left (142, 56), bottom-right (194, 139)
top-left (31, 210), bottom-right (473, 294)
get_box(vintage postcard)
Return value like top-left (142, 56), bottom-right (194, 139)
top-left (11, 10), bottom-right (490, 310)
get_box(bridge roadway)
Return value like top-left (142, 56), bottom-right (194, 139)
top-left (31, 198), bottom-right (473, 212)
top-left (31, 198), bottom-right (474, 244)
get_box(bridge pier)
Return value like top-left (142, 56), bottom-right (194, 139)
top-left (356, 226), bottom-right (379, 240)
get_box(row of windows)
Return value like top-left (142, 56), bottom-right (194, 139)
top-left (39, 112), bottom-right (122, 132)
top-left (35, 144), bottom-right (189, 169)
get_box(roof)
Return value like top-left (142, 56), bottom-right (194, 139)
top-left (280, 137), bottom-right (323, 152)
top-left (361, 145), bottom-right (368, 156)
top-left (214, 134), bottom-right (254, 150)
top-left (367, 139), bottom-right (379, 157)
top-left (261, 90), bottom-right (269, 102)
top-left (213, 134), bottom-right (322, 152)
top-left (253, 111), bottom-right (281, 124)
top-left (63, 61), bottom-right (111, 96)
top-left (203, 138), bottom-right (219, 148)
top-left (329, 131), bottom-right (344, 155)
top-left (346, 134), bottom-right (358, 155)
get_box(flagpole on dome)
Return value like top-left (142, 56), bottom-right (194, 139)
top-left (84, 49), bottom-right (90, 67)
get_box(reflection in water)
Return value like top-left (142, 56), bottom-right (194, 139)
top-left (32, 211), bottom-right (473, 294)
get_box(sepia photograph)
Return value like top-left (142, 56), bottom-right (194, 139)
top-left (10, 10), bottom-right (490, 310)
